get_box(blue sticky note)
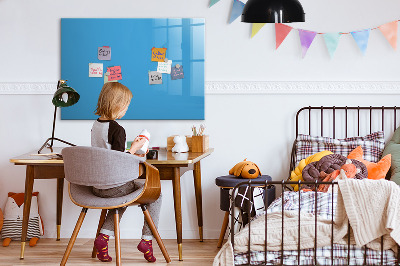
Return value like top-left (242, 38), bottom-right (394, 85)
top-left (171, 65), bottom-right (184, 80)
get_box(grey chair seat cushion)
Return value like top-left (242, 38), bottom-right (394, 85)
top-left (70, 180), bottom-right (145, 208)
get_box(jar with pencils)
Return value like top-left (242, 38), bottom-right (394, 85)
top-left (191, 124), bottom-right (209, 153)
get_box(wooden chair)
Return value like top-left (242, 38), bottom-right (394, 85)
top-left (60, 146), bottom-right (171, 265)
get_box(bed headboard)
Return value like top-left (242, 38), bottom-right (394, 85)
top-left (290, 106), bottom-right (400, 179)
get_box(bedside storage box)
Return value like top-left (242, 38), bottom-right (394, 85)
top-left (191, 135), bottom-right (209, 152)
top-left (167, 135), bottom-right (192, 151)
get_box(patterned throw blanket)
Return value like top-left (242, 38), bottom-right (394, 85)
top-left (213, 179), bottom-right (400, 266)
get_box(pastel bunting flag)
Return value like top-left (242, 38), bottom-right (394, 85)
top-left (351, 29), bottom-right (370, 55)
top-left (275, 23), bottom-right (293, 49)
top-left (378, 21), bottom-right (397, 50)
top-left (209, 0), bottom-right (220, 7)
top-left (298, 29), bottom-right (317, 58)
top-left (251, 23), bottom-right (266, 38)
top-left (323, 33), bottom-right (341, 58)
top-left (229, 0), bottom-right (245, 24)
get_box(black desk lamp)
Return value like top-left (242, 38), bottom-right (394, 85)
top-left (241, 0), bottom-right (305, 23)
top-left (38, 80), bottom-right (80, 154)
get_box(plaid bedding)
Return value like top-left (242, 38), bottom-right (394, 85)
top-left (234, 191), bottom-right (397, 265)
top-left (294, 131), bottom-right (385, 166)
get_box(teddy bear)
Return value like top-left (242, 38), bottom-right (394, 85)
top-left (1, 192), bottom-right (44, 247)
top-left (229, 159), bottom-right (261, 179)
top-left (172, 135), bottom-right (189, 153)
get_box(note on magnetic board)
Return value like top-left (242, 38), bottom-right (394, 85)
top-left (98, 46), bottom-right (111, 60)
top-left (149, 71), bottom-right (162, 85)
top-left (89, 63), bottom-right (103, 77)
top-left (107, 66), bottom-right (122, 81)
top-left (151, 47), bottom-right (167, 62)
top-left (157, 60), bottom-right (172, 74)
top-left (104, 71), bottom-right (117, 84)
top-left (171, 65), bottom-right (184, 80)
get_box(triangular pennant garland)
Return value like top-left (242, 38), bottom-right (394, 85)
top-left (275, 23), bottom-right (293, 49)
top-left (378, 21), bottom-right (398, 50)
top-left (323, 33), bottom-right (341, 58)
top-left (229, 0), bottom-right (245, 24)
top-left (351, 29), bottom-right (370, 55)
top-left (209, 0), bottom-right (220, 7)
top-left (251, 23), bottom-right (266, 38)
top-left (298, 29), bottom-right (317, 58)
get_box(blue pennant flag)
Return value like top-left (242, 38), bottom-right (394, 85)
top-left (229, 0), bottom-right (245, 23)
top-left (323, 33), bottom-right (341, 58)
top-left (209, 0), bottom-right (220, 7)
top-left (351, 29), bottom-right (370, 55)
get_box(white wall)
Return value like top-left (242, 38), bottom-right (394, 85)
top-left (1, 0), bottom-right (400, 240)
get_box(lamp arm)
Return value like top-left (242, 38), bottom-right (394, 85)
top-left (50, 105), bottom-right (57, 148)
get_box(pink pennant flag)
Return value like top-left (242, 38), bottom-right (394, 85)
top-left (275, 23), bottom-right (293, 49)
top-left (298, 29), bottom-right (317, 58)
top-left (378, 21), bottom-right (398, 50)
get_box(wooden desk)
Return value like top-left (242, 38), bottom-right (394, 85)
top-left (10, 147), bottom-right (213, 261)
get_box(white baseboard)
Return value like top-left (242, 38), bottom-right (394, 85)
top-left (1, 81), bottom-right (400, 94)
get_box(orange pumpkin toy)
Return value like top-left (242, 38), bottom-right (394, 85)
top-left (229, 159), bottom-right (261, 179)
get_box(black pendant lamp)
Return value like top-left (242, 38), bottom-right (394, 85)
top-left (242, 0), bottom-right (305, 23)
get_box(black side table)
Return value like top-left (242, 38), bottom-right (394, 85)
top-left (215, 175), bottom-right (275, 248)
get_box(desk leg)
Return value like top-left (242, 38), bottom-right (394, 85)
top-left (56, 178), bottom-right (64, 241)
top-left (20, 165), bottom-right (35, 259)
top-left (172, 167), bottom-right (183, 261)
top-left (193, 161), bottom-right (203, 242)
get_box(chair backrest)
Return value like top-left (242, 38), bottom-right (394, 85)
top-left (62, 146), bottom-right (145, 188)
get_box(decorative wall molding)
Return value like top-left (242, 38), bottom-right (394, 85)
top-left (206, 81), bottom-right (400, 94)
top-left (1, 81), bottom-right (400, 95)
top-left (0, 83), bottom-right (57, 94)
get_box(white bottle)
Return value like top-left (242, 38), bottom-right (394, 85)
top-left (136, 129), bottom-right (150, 154)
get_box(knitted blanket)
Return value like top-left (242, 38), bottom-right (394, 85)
top-left (213, 179), bottom-right (400, 266)
top-left (213, 211), bottom-right (340, 266)
top-left (335, 178), bottom-right (399, 251)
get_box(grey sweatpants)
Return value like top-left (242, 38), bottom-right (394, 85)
top-left (92, 180), bottom-right (162, 240)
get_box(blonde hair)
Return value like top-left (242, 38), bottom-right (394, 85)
top-left (95, 82), bottom-right (133, 120)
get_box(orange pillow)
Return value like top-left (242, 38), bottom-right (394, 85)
top-left (347, 146), bottom-right (391, 180)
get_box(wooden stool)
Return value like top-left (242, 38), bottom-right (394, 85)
top-left (215, 175), bottom-right (275, 248)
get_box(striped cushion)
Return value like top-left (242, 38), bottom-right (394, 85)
top-left (295, 131), bottom-right (385, 167)
top-left (1, 217), bottom-right (41, 240)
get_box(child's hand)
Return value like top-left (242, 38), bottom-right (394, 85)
top-left (128, 137), bottom-right (147, 155)
top-left (134, 148), bottom-right (149, 157)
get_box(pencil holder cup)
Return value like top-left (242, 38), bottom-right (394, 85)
top-left (191, 135), bottom-right (209, 153)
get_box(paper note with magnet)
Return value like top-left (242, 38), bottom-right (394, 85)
top-left (149, 71), bottom-right (162, 85)
top-left (171, 64), bottom-right (184, 80)
top-left (157, 59), bottom-right (172, 74)
top-left (107, 66), bottom-right (122, 81)
top-left (98, 46), bottom-right (111, 60)
top-left (104, 71), bottom-right (117, 84)
top-left (89, 63), bottom-right (103, 77)
top-left (151, 47), bottom-right (167, 62)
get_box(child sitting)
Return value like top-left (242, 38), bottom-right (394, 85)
top-left (91, 82), bottom-right (162, 263)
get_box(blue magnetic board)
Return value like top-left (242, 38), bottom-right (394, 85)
top-left (61, 18), bottom-right (205, 120)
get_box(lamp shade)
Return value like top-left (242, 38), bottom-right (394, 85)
top-left (52, 81), bottom-right (80, 108)
top-left (241, 0), bottom-right (305, 23)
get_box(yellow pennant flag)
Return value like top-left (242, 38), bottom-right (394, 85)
top-left (251, 23), bottom-right (266, 38)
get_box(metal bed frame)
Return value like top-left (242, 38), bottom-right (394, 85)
top-left (230, 106), bottom-right (400, 266)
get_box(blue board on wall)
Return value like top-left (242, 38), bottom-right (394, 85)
top-left (61, 18), bottom-right (205, 120)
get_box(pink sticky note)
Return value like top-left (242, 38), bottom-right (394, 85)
top-left (107, 66), bottom-right (122, 81)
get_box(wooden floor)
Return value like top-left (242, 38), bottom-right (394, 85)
top-left (0, 239), bottom-right (221, 265)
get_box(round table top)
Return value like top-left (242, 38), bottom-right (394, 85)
top-left (215, 175), bottom-right (272, 188)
